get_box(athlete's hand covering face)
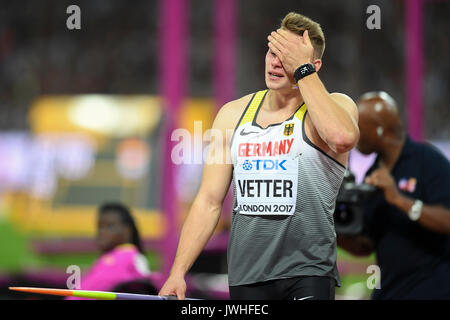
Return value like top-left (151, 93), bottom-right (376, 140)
top-left (267, 29), bottom-right (314, 78)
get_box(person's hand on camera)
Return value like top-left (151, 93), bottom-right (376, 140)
top-left (158, 274), bottom-right (187, 300)
top-left (365, 165), bottom-right (401, 205)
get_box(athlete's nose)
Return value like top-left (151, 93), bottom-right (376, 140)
top-left (271, 55), bottom-right (282, 68)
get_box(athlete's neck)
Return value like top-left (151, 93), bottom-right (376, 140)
top-left (266, 87), bottom-right (303, 112)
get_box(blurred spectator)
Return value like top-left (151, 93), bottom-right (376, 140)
top-left (66, 202), bottom-right (154, 299)
top-left (338, 92), bottom-right (450, 299)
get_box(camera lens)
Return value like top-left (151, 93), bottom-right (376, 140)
top-left (335, 203), bottom-right (354, 224)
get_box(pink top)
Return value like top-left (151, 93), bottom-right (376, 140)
top-left (66, 243), bottom-right (151, 299)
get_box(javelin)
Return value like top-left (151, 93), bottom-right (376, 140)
top-left (9, 287), bottom-right (199, 300)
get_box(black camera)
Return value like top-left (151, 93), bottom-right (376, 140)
top-left (333, 170), bottom-right (378, 235)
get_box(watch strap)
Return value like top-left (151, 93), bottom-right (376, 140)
top-left (294, 63), bottom-right (316, 82)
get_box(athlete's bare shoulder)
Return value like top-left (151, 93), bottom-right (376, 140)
top-left (213, 93), bottom-right (254, 131)
top-left (329, 92), bottom-right (358, 120)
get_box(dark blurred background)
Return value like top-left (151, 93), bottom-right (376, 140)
top-left (1, 0), bottom-right (449, 137)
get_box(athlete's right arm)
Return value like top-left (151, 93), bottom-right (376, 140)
top-left (158, 97), bottom-right (250, 300)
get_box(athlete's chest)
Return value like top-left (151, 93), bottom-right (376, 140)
top-left (232, 118), bottom-right (303, 159)
top-left (231, 119), bottom-right (304, 215)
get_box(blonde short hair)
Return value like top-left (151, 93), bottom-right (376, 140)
top-left (280, 12), bottom-right (325, 59)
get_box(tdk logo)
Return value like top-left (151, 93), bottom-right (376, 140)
top-left (242, 159), bottom-right (287, 170)
top-left (242, 160), bottom-right (253, 170)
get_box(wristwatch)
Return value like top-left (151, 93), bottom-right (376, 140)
top-left (408, 200), bottom-right (423, 221)
top-left (294, 63), bottom-right (316, 82)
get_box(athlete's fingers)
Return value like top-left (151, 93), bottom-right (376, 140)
top-left (273, 29), bottom-right (290, 43)
top-left (278, 28), bottom-right (303, 45)
top-left (268, 34), bottom-right (285, 54)
top-left (269, 31), bottom-right (289, 47)
top-left (268, 42), bottom-right (284, 62)
top-left (277, 28), bottom-right (300, 44)
top-left (176, 288), bottom-right (186, 300)
top-left (158, 287), bottom-right (174, 297)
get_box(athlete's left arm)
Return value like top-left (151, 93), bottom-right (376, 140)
top-left (297, 78), bottom-right (359, 154)
top-left (268, 29), bottom-right (359, 154)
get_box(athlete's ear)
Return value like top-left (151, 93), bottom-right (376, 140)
top-left (312, 59), bottom-right (322, 72)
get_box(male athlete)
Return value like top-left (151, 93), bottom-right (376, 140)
top-left (159, 12), bottom-right (359, 300)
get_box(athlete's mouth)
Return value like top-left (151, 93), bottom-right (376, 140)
top-left (268, 71), bottom-right (284, 78)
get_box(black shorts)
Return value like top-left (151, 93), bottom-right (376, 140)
top-left (229, 276), bottom-right (335, 300)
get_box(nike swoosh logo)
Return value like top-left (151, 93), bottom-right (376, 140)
top-left (294, 296), bottom-right (314, 300)
top-left (240, 128), bottom-right (259, 136)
